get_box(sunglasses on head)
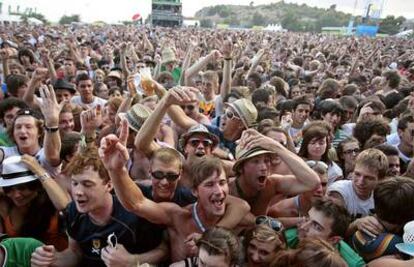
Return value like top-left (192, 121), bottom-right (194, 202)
top-left (188, 138), bottom-right (213, 147)
top-left (256, 215), bottom-right (284, 232)
top-left (151, 171), bottom-right (180, 182)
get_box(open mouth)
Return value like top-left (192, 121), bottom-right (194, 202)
top-left (19, 136), bottom-right (28, 141)
top-left (211, 198), bottom-right (225, 209)
top-left (195, 151), bottom-right (205, 157)
top-left (257, 176), bottom-right (267, 184)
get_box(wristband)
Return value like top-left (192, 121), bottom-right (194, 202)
top-left (224, 57), bottom-right (233, 61)
top-left (44, 126), bottom-right (59, 133)
top-left (37, 173), bottom-right (51, 181)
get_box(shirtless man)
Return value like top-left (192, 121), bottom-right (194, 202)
top-left (230, 129), bottom-right (320, 216)
top-left (99, 120), bottom-right (250, 262)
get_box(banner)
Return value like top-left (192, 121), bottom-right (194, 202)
top-left (363, 0), bottom-right (384, 19)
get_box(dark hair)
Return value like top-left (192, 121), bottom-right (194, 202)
top-left (318, 100), bottom-right (344, 117)
top-left (247, 72), bottom-right (262, 89)
top-left (312, 198), bottom-right (350, 237)
top-left (337, 137), bottom-right (360, 162)
top-left (2, 180), bottom-right (57, 242)
top-left (397, 114), bottom-right (414, 131)
top-left (60, 131), bottom-right (81, 161)
top-left (383, 70), bottom-right (401, 89)
top-left (298, 126), bottom-right (330, 164)
top-left (375, 144), bottom-right (399, 157)
top-left (270, 77), bottom-right (288, 98)
top-left (353, 118), bottom-right (390, 148)
top-left (342, 84), bottom-right (359, 96)
top-left (317, 79), bottom-right (340, 100)
top-left (75, 73), bottom-right (91, 84)
top-left (17, 48), bottom-right (35, 64)
top-left (0, 97), bottom-right (28, 120)
top-left (292, 95), bottom-right (311, 111)
top-left (252, 89), bottom-right (271, 107)
top-left (374, 177), bottom-right (414, 226)
top-left (5, 74), bottom-right (29, 97)
top-left (339, 95), bottom-right (358, 110)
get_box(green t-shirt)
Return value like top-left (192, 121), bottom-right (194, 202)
top-left (0, 131), bottom-right (13, 147)
top-left (160, 66), bottom-right (182, 84)
top-left (0, 237), bottom-right (43, 267)
top-left (284, 228), bottom-right (366, 267)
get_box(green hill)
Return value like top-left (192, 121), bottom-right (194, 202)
top-left (195, 1), bottom-right (356, 32)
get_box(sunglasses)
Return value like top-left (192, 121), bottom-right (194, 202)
top-left (306, 160), bottom-right (328, 171)
top-left (256, 215), bottom-right (284, 232)
top-left (225, 109), bottom-right (239, 120)
top-left (343, 148), bottom-right (360, 155)
top-left (181, 105), bottom-right (195, 111)
top-left (151, 171), bottom-right (180, 182)
top-left (188, 138), bottom-right (213, 147)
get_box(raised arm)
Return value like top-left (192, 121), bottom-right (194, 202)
top-left (21, 155), bottom-right (70, 210)
top-left (119, 42), bottom-right (131, 79)
top-left (180, 36), bottom-right (197, 86)
top-left (240, 129), bottom-right (320, 195)
top-left (184, 50), bottom-right (222, 85)
top-left (99, 120), bottom-right (173, 226)
top-left (218, 40), bottom-right (233, 115)
top-left (23, 67), bottom-right (48, 108)
top-left (38, 85), bottom-right (64, 167)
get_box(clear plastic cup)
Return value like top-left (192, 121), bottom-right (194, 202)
top-left (139, 67), bottom-right (155, 96)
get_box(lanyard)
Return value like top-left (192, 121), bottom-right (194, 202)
top-left (192, 202), bottom-right (206, 233)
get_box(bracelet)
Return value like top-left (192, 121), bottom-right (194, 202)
top-left (37, 173), bottom-right (51, 181)
top-left (224, 57), bottom-right (233, 61)
top-left (44, 126), bottom-right (59, 133)
top-left (81, 133), bottom-right (96, 143)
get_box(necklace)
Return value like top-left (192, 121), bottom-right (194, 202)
top-left (235, 177), bottom-right (260, 204)
top-left (192, 202), bottom-right (206, 233)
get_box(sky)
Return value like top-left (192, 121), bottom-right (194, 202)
top-left (2, 0), bottom-right (414, 23)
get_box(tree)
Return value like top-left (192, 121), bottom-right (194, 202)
top-left (252, 11), bottom-right (266, 26)
top-left (379, 15), bottom-right (406, 35)
top-left (59, 14), bottom-right (81, 25)
top-left (200, 18), bottom-right (214, 28)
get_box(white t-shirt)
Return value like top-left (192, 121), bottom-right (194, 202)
top-left (328, 180), bottom-right (374, 218)
top-left (71, 96), bottom-right (107, 109)
top-left (327, 161), bottom-right (344, 186)
top-left (0, 146), bottom-right (61, 178)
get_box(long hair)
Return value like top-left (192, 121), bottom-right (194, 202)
top-left (3, 180), bottom-right (56, 240)
top-left (298, 126), bottom-right (331, 164)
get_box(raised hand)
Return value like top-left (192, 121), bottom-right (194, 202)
top-left (239, 129), bottom-right (282, 152)
top-left (80, 105), bottom-right (103, 134)
top-left (222, 39), bottom-right (234, 59)
top-left (21, 154), bottom-right (47, 177)
top-left (36, 84), bottom-right (65, 128)
top-left (99, 119), bottom-right (129, 171)
top-left (165, 86), bottom-right (199, 106)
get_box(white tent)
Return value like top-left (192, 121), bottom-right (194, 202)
top-left (264, 24), bottom-right (286, 32)
top-left (0, 13), bottom-right (21, 23)
top-left (27, 17), bottom-right (43, 25)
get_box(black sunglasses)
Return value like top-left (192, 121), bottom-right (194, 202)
top-left (188, 138), bottom-right (213, 147)
top-left (151, 171), bottom-right (180, 182)
top-left (256, 215), bottom-right (284, 232)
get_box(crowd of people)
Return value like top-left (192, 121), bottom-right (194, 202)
top-left (0, 22), bottom-right (414, 266)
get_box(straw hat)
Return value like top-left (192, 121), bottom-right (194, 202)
top-left (225, 98), bottom-right (258, 129)
top-left (123, 103), bottom-right (152, 132)
top-left (0, 156), bottom-right (38, 187)
top-left (233, 146), bottom-right (275, 173)
top-left (161, 48), bottom-right (177, 65)
top-left (396, 220), bottom-right (414, 256)
top-left (179, 124), bottom-right (219, 150)
top-left (107, 70), bottom-right (122, 81)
